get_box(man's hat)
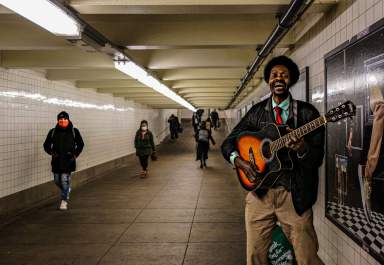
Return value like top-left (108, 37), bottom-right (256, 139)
top-left (57, 111), bottom-right (69, 120)
top-left (263, 56), bottom-right (300, 86)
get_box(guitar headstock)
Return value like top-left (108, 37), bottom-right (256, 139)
top-left (325, 101), bottom-right (356, 123)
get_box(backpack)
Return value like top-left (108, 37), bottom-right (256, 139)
top-left (198, 130), bottom-right (209, 142)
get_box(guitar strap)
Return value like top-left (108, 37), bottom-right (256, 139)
top-left (292, 99), bottom-right (298, 128)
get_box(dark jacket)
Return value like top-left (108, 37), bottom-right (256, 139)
top-left (43, 123), bottom-right (84, 173)
top-left (192, 113), bottom-right (201, 129)
top-left (210, 111), bottom-right (219, 121)
top-left (168, 116), bottom-right (180, 131)
top-left (135, 130), bottom-right (155, 156)
top-left (221, 95), bottom-right (325, 215)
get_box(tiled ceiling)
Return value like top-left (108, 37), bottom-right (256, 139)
top-left (0, 0), bottom-right (338, 109)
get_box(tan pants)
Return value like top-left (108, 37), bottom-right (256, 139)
top-left (245, 187), bottom-right (324, 265)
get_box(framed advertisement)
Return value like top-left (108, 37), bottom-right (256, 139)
top-left (325, 18), bottom-right (384, 263)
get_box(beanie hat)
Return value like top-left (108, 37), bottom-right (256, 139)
top-left (57, 111), bottom-right (69, 120)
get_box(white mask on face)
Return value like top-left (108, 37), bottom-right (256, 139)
top-left (141, 126), bottom-right (148, 131)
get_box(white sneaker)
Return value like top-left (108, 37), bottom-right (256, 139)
top-left (59, 200), bottom-right (68, 210)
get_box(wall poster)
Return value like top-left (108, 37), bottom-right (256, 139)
top-left (325, 20), bottom-right (384, 263)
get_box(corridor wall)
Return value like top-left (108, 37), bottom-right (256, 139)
top-left (0, 68), bottom-right (175, 215)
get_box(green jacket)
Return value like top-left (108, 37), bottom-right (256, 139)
top-left (134, 130), bottom-right (155, 156)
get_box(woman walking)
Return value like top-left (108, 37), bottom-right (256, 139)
top-left (195, 121), bottom-right (215, 168)
top-left (134, 120), bottom-right (156, 177)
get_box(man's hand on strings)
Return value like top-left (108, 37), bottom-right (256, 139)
top-left (285, 128), bottom-right (306, 153)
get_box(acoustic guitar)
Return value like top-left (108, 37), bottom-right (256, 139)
top-left (235, 101), bottom-right (356, 191)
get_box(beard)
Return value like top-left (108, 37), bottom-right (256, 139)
top-left (270, 80), bottom-right (289, 99)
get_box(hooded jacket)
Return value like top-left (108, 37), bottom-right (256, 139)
top-left (43, 122), bottom-right (84, 173)
top-left (221, 95), bottom-right (325, 215)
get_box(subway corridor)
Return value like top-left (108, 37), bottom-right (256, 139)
top-left (0, 123), bottom-right (246, 265)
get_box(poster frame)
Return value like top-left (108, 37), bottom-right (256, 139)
top-left (324, 17), bottom-right (384, 264)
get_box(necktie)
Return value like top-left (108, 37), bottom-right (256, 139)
top-left (274, 106), bottom-right (283, 125)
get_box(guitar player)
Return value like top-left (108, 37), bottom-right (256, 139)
top-left (221, 56), bottom-right (325, 265)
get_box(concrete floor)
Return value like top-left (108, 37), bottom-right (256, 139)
top-left (0, 124), bottom-right (246, 265)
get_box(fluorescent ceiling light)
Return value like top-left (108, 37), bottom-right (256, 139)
top-left (0, 0), bottom-right (80, 37)
top-left (114, 60), bottom-right (196, 112)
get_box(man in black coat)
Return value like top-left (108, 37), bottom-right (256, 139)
top-left (44, 111), bottom-right (84, 210)
top-left (168, 114), bottom-right (180, 140)
top-left (221, 56), bottom-right (325, 265)
top-left (210, 109), bottom-right (220, 129)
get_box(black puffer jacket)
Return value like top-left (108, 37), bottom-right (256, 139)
top-left (221, 95), bottom-right (325, 215)
top-left (43, 122), bottom-right (84, 173)
top-left (168, 116), bottom-right (180, 131)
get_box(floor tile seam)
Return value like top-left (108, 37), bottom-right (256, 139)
top-left (14, 222), bottom-right (137, 225)
top-left (191, 221), bottom-right (244, 223)
top-left (144, 207), bottom-right (196, 209)
top-left (188, 240), bottom-right (246, 243)
top-left (129, 221), bottom-right (193, 223)
top-left (181, 165), bottom-right (205, 265)
top-left (109, 242), bottom-right (186, 244)
top-left (118, 240), bottom-right (191, 243)
top-left (94, 174), bottom-right (175, 265)
top-left (0, 242), bottom-right (117, 246)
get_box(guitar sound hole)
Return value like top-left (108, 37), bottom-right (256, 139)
top-left (261, 141), bottom-right (272, 160)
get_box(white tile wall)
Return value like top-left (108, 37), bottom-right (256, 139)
top-left (229, 0), bottom-right (384, 264)
top-left (291, 1), bottom-right (383, 264)
top-left (0, 68), bottom-right (176, 199)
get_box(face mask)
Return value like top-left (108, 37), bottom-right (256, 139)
top-left (58, 119), bottom-right (69, 128)
top-left (141, 126), bottom-right (148, 131)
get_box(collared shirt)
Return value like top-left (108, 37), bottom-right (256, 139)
top-left (272, 96), bottom-right (290, 124)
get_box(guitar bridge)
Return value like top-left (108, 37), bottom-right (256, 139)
top-left (249, 147), bottom-right (259, 174)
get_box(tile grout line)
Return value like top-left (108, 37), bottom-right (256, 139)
top-left (181, 166), bottom-right (205, 265)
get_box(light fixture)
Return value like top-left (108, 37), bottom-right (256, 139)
top-left (114, 60), bottom-right (196, 111)
top-left (0, 0), bottom-right (81, 37)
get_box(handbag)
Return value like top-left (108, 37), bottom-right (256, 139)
top-left (151, 151), bottom-right (158, 161)
top-left (178, 126), bottom-right (183, 133)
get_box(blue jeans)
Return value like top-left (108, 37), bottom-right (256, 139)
top-left (53, 173), bottom-right (71, 201)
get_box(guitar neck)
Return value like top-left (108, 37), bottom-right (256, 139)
top-left (270, 116), bottom-right (327, 152)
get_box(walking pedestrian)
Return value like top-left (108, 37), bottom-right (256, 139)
top-left (43, 111), bottom-right (84, 210)
top-left (168, 114), bottom-right (180, 140)
top-left (134, 120), bottom-right (156, 177)
top-left (210, 109), bottom-right (220, 129)
top-left (195, 121), bottom-right (215, 168)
